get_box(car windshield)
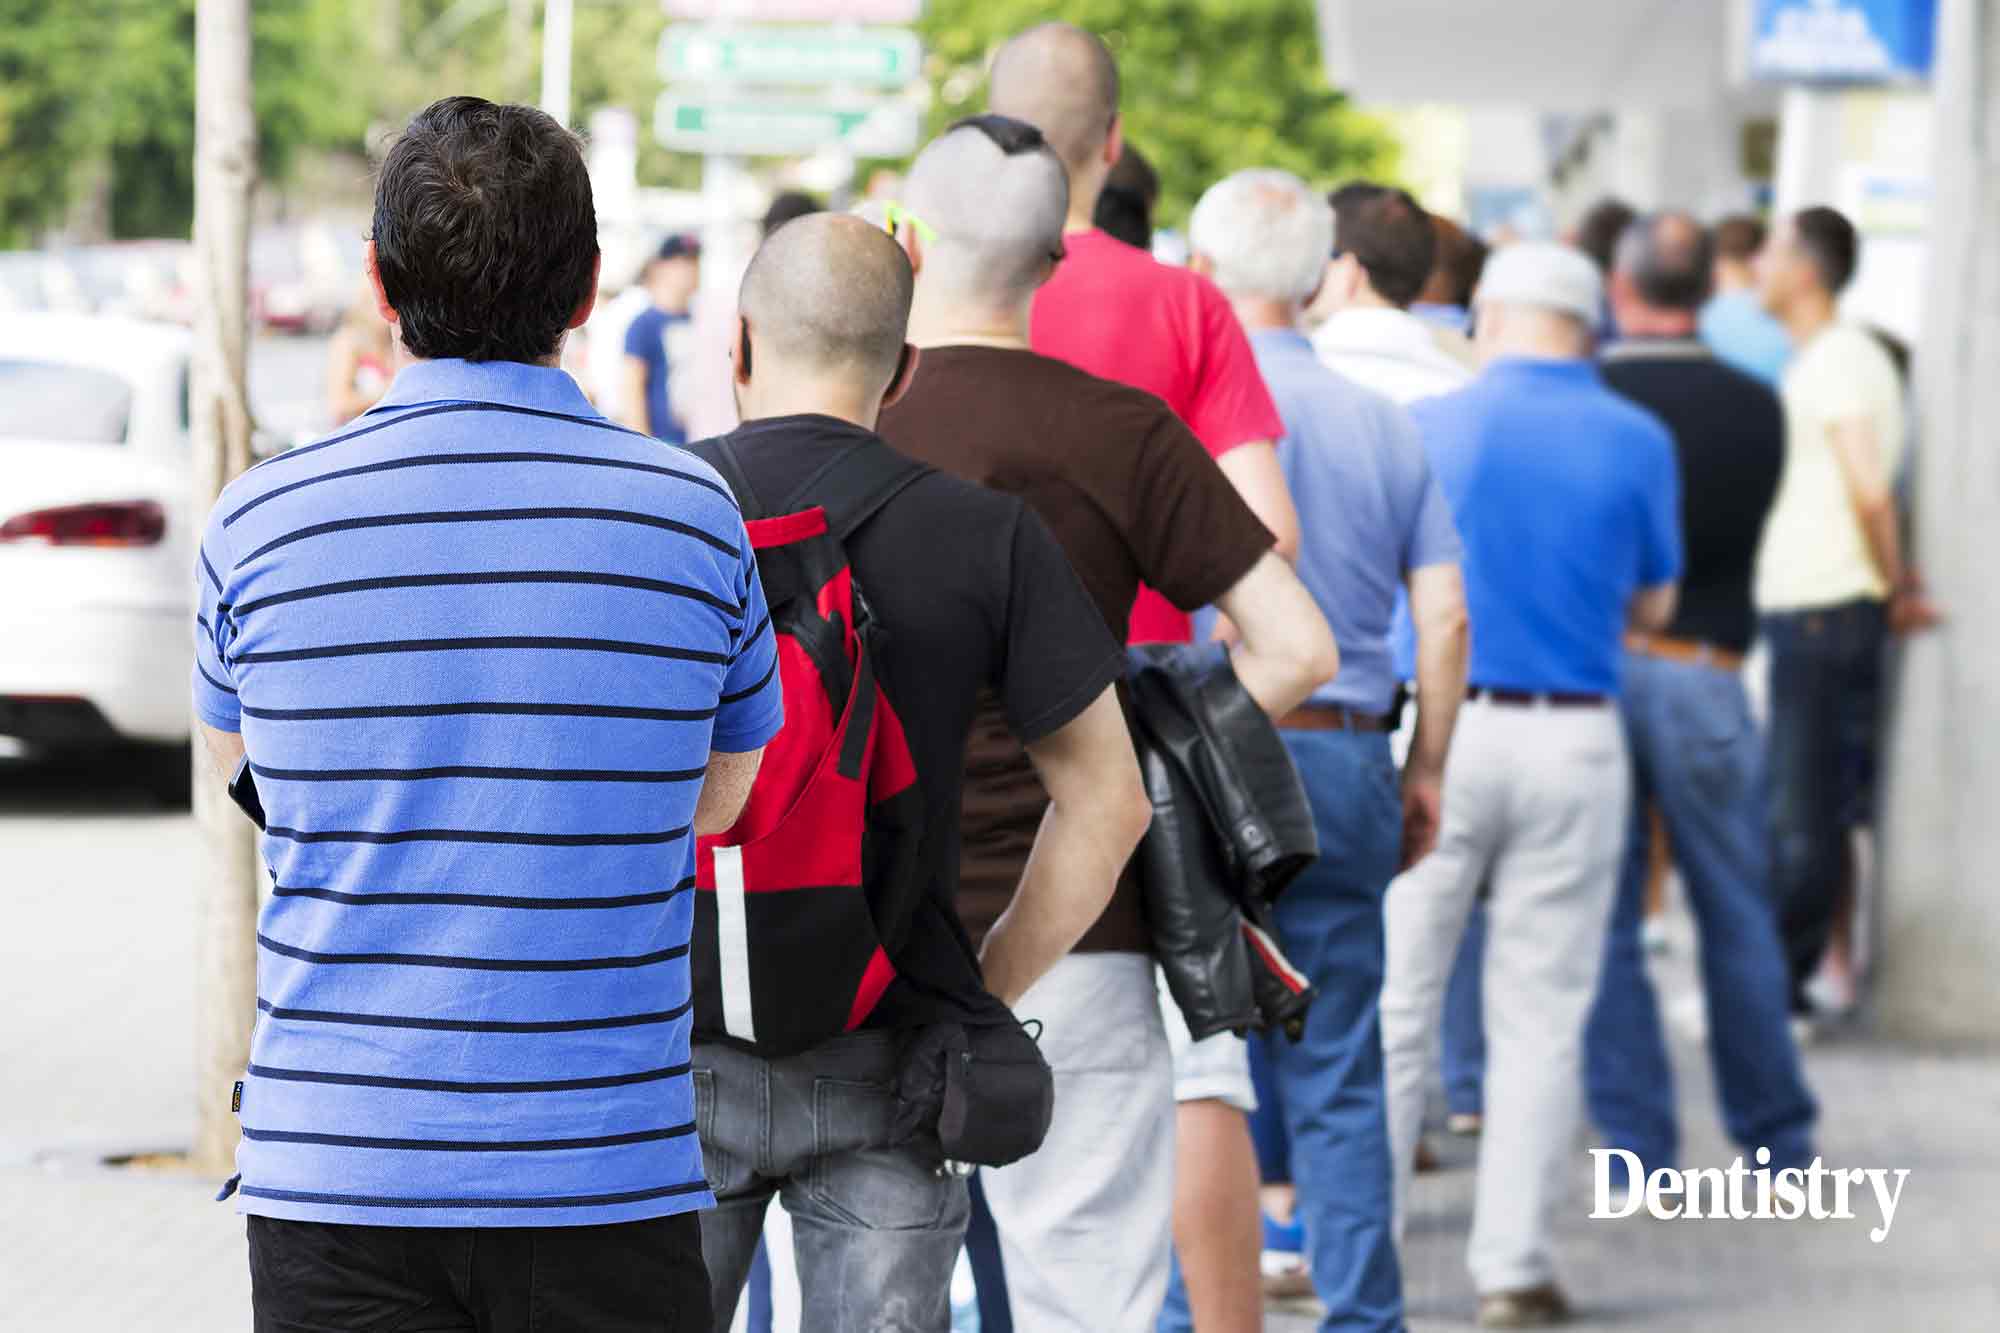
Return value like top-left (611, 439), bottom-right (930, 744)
top-left (0, 360), bottom-right (132, 444)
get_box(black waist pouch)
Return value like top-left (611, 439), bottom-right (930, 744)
top-left (892, 1018), bottom-right (1054, 1168)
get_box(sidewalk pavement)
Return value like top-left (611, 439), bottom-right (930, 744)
top-left (4, 759), bottom-right (1996, 1330)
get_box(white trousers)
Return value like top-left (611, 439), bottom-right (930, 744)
top-left (1380, 698), bottom-right (1630, 1293)
top-left (981, 951), bottom-right (1176, 1332)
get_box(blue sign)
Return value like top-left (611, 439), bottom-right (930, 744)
top-left (1750, 0), bottom-right (1938, 83)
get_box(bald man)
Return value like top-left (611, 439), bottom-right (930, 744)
top-left (988, 22), bottom-right (1300, 647)
top-left (685, 214), bottom-right (1154, 1332)
top-left (877, 118), bottom-right (1337, 1333)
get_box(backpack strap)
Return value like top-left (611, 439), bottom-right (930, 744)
top-left (780, 440), bottom-right (931, 543)
top-left (688, 436), bottom-right (765, 522)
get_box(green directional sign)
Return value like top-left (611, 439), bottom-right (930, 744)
top-left (660, 25), bottom-right (923, 87)
top-left (654, 94), bottom-right (921, 156)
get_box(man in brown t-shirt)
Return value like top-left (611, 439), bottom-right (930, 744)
top-left (876, 114), bottom-right (1337, 1332)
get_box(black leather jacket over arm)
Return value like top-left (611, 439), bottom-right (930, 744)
top-left (1125, 646), bottom-right (1319, 1040)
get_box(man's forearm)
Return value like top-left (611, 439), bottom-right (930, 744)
top-left (1857, 497), bottom-right (1906, 594)
top-left (980, 802), bottom-right (1131, 1007)
top-left (1409, 625), bottom-right (1467, 777)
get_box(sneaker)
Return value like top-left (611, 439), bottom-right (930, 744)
top-left (1476, 1282), bottom-right (1572, 1328)
top-left (1447, 1112), bottom-right (1484, 1137)
top-left (1260, 1209), bottom-right (1313, 1302)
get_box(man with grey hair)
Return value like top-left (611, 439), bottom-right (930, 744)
top-left (1589, 213), bottom-right (1816, 1207)
top-left (1382, 243), bottom-right (1682, 1326)
top-left (989, 22), bottom-right (1302, 648)
top-left (876, 119), bottom-right (1339, 1333)
top-left (1170, 168), bottom-right (1467, 1333)
top-left (690, 213), bottom-right (1157, 1331)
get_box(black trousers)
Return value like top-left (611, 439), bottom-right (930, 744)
top-left (247, 1213), bottom-right (714, 1333)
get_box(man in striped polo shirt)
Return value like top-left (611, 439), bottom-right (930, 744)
top-left (192, 97), bottom-right (781, 1331)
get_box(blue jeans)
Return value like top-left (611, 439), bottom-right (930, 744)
top-left (1762, 600), bottom-right (1886, 1008)
top-left (1167, 728), bottom-right (1405, 1332)
top-left (694, 1032), bottom-right (970, 1333)
top-left (1585, 653), bottom-right (1817, 1178)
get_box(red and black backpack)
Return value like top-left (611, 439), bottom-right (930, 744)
top-left (685, 436), bottom-right (932, 1056)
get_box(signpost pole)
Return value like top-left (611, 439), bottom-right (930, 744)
top-left (542, 0), bottom-right (574, 126)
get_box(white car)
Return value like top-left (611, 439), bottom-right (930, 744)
top-left (0, 314), bottom-right (196, 800)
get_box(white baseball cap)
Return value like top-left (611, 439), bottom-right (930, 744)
top-left (1473, 241), bottom-right (1603, 322)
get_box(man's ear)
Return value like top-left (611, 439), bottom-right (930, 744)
top-left (731, 315), bottom-right (753, 385)
top-left (1104, 113), bottom-right (1123, 169)
top-left (364, 240), bottom-right (398, 327)
top-left (881, 343), bottom-right (920, 411)
top-left (897, 218), bottom-right (924, 278)
top-left (568, 252), bottom-right (602, 330)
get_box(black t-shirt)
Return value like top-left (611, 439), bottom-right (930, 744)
top-left (1602, 342), bottom-right (1784, 653)
top-left (712, 413), bottom-right (1126, 1026)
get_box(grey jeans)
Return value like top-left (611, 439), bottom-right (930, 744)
top-left (692, 1030), bottom-right (969, 1333)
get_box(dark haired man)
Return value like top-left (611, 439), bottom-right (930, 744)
top-left (989, 22), bottom-right (1301, 645)
top-left (1310, 183), bottom-right (1470, 406)
top-left (1756, 205), bottom-right (1932, 1015)
top-left (1587, 211), bottom-right (1817, 1203)
top-left (620, 233), bottom-right (702, 442)
top-left (192, 97), bottom-right (783, 1331)
top-left (692, 211), bottom-right (1156, 1332)
top-left (1700, 213), bottom-right (1791, 384)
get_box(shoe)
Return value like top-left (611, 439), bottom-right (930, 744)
top-left (1476, 1282), bottom-right (1572, 1327)
top-left (1259, 1209), bottom-right (1313, 1302)
top-left (1447, 1112), bottom-right (1484, 1137)
top-left (1414, 1137), bottom-right (1441, 1173)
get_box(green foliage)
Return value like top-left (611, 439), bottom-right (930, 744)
top-left (0, 0), bottom-right (374, 243)
top-left (920, 0), bottom-right (1398, 225)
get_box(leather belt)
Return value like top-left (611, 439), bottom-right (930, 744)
top-left (1623, 631), bottom-right (1746, 674)
top-left (1279, 701), bottom-right (1392, 732)
top-left (1467, 686), bottom-right (1610, 708)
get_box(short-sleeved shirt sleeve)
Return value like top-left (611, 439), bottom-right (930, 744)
top-left (712, 523), bottom-right (785, 752)
top-left (1185, 277), bottom-right (1285, 454)
top-left (1635, 424), bottom-right (1684, 588)
top-left (998, 506), bottom-right (1126, 745)
top-left (1128, 414), bottom-right (1276, 613)
top-left (191, 500), bottom-right (241, 733)
top-left (1401, 436), bottom-right (1464, 574)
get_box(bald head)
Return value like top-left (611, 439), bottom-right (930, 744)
top-left (988, 23), bottom-right (1119, 175)
top-left (1615, 211), bottom-right (1713, 312)
top-left (904, 118), bottom-right (1069, 311)
top-left (738, 213), bottom-right (913, 391)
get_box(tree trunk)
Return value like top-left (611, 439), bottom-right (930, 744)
top-left (1875, 0), bottom-right (2000, 1045)
top-left (189, 0), bottom-right (261, 1176)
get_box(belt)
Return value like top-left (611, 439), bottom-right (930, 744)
top-left (1279, 701), bottom-right (1393, 732)
top-left (1466, 686), bottom-right (1610, 708)
top-left (1623, 632), bottom-right (1746, 674)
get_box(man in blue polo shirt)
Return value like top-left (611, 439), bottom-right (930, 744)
top-left (1378, 243), bottom-right (1681, 1328)
top-left (1174, 169), bottom-right (1468, 1333)
top-left (192, 97), bottom-right (780, 1331)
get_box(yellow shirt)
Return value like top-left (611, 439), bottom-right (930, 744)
top-left (1755, 325), bottom-right (1907, 611)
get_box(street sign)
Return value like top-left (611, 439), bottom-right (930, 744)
top-left (1750, 0), bottom-right (1938, 83)
top-left (663, 0), bottom-right (922, 21)
top-left (661, 25), bottom-right (922, 87)
top-left (655, 93), bottom-right (922, 156)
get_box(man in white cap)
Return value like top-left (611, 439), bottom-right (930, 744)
top-left (1377, 243), bottom-right (1683, 1327)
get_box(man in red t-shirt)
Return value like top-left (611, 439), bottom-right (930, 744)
top-left (991, 21), bottom-right (1298, 647)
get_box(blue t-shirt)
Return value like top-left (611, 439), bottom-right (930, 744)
top-left (1408, 358), bottom-right (1681, 696)
top-left (624, 305), bottom-right (692, 444)
top-left (192, 358), bottom-right (783, 1228)
top-left (1251, 329), bottom-right (1460, 714)
top-left (1699, 290), bottom-right (1792, 386)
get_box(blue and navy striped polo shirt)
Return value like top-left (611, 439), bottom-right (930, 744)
top-left (191, 358), bottom-right (783, 1227)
